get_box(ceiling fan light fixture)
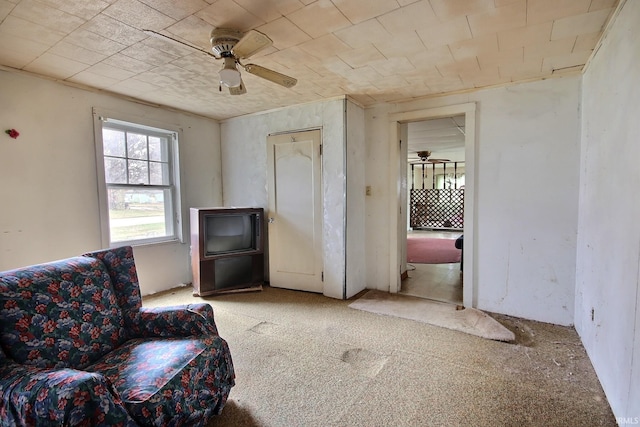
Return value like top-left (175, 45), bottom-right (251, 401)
top-left (219, 57), bottom-right (242, 87)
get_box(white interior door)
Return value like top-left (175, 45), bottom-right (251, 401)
top-left (267, 130), bottom-right (323, 293)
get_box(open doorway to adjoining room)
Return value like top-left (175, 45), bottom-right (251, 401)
top-left (402, 116), bottom-right (465, 305)
top-left (389, 103), bottom-right (475, 309)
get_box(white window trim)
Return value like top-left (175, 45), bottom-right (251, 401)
top-left (92, 107), bottom-right (185, 248)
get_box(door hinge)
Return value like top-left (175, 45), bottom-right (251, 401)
top-left (319, 144), bottom-right (323, 156)
top-left (321, 271), bottom-right (324, 281)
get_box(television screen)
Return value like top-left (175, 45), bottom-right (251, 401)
top-left (205, 214), bottom-right (255, 255)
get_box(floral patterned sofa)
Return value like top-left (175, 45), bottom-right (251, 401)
top-left (0, 246), bottom-right (235, 426)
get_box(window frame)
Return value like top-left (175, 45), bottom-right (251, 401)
top-left (93, 108), bottom-right (184, 248)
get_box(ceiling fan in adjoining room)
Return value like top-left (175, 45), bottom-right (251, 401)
top-left (144, 28), bottom-right (297, 95)
top-left (408, 150), bottom-right (451, 164)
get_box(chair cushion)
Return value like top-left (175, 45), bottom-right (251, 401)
top-left (0, 256), bottom-right (127, 369)
top-left (86, 337), bottom-right (206, 403)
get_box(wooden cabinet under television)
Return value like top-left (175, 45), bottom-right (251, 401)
top-left (190, 207), bottom-right (264, 296)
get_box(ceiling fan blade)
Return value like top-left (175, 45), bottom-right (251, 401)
top-left (232, 30), bottom-right (272, 59)
top-left (229, 81), bottom-right (247, 95)
top-left (143, 30), bottom-right (216, 58)
top-left (243, 64), bottom-right (297, 88)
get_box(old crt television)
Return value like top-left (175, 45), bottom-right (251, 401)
top-left (190, 207), bottom-right (264, 296)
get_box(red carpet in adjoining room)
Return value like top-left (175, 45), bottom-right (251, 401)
top-left (407, 236), bottom-right (461, 264)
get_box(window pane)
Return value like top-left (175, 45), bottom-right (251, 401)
top-left (104, 157), bottom-right (127, 184)
top-left (128, 160), bottom-right (148, 185)
top-left (107, 188), bottom-right (173, 243)
top-left (103, 129), bottom-right (126, 157)
top-left (148, 136), bottom-right (167, 162)
top-left (127, 133), bottom-right (147, 160)
top-left (149, 161), bottom-right (169, 185)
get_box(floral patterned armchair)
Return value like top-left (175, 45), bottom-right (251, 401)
top-left (0, 246), bottom-right (235, 426)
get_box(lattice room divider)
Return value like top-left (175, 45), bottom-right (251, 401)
top-left (410, 188), bottom-right (464, 229)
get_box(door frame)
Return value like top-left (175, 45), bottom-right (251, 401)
top-left (388, 103), bottom-right (477, 308)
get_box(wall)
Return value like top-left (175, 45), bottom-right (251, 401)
top-left (345, 99), bottom-right (366, 298)
top-left (365, 76), bottom-right (582, 326)
top-left (576, 0), bottom-right (640, 420)
top-left (0, 70), bottom-right (222, 295)
top-left (220, 97), bottom-right (359, 299)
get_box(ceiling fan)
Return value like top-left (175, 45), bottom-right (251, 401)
top-left (409, 151), bottom-right (450, 164)
top-left (144, 28), bottom-right (297, 95)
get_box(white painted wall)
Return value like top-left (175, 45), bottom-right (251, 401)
top-left (220, 97), bottom-right (357, 299)
top-left (576, 0), bottom-right (640, 420)
top-left (345, 99), bottom-right (366, 298)
top-left (365, 76), bottom-right (581, 326)
top-left (0, 70), bottom-right (222, 295)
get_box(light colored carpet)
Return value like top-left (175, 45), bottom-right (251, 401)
top-left (143, 285), bottom-right (616, 427)
top-left (348, 290), bottom-right (515, 342)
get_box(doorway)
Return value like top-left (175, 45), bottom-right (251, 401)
top-left (401, 116), bottom-right (465, 304)
top-left (388, 103), bottom-right (476, 308)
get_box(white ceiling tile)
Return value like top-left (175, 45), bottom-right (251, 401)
top-left (0, 15), bottom-right (66, 45)
top-left (138, 0), bottom-right (209, 20)
top-left (526, 0), bottom-right (591, 26)
top-left (477, 47), bottom-right (522, 71)
top-left (298, 33), bottom-right (351, 60)
top-left (334, 18), bottom-right (390, 49)
top-left (234, 0), bottom-right (304, 23)
top-left (374, 32), bottom-right (426, 59)
top-left (195, 0), bottom-right (264, 31)
top-left (498, 59), bottom-right (543, 80)
top-left (63, 28), bottom-right (127, 55)
top-left (551, 8), bottom-right (613, 40)
top-left (409, 44), bottom-right (455, 69)
top-left (332, 0), bottom-right (400, 24)
top-left (103, 52), bottom-right (156, 73)
top-left (24, 53), bottom-right (88, 79)
top-left (524, 37), bottom-right (575, 62)
top-left (416, 15), bottom-right (472, 49)
top-left (0, 33), bottom-right (49, 67)
top-left (337, 44), bottom-right (386, 69)
top-left (467, 0), bottom-right (526, 38)
top-left (103, 0), bottom-right (176, 31)
top-left (36, 0), bottom-right (110, 20)
top-left (48, 41), bottom-right (108, 65)
top-left (165, 15), bottom-right (215, 50)
top-left (84, 62), bottom-right (137, 80)
top-left (0, 1), bottom-right (14, 21)
top-left (449, 33), bottom-right (498, 62)
top-left (589, 0), bottom-right (617, 11)
top-left (69, 69), bottom-right (122, 88)
top-left (287, 0), bottom-right (351, 38)
top-left (429, 0), bottom-right (494, 21)
top-left (256, 17), bottom-right (310, 50)
top-left (81, 13), bottom-right (148, 45)
top-left (377, 1), bottom-right (439, 35)
top-left (119, 42), bottom-right (179, 66)
top-left (574, 32), bottom-right (602, 52)
top-left (369, 56), bottom-right (415, 77)
top-left (497, 22), bottom-right (552, 51)
top-left (11, 0), bottom-right (85, 33)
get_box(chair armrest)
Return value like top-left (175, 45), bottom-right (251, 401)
top-left (0, 364), bottom-right (137, 426)
top-left (134, 303), bottom-right (220, 338)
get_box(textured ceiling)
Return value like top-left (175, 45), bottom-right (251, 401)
top-left (0, 0), bottom-right (618, 120)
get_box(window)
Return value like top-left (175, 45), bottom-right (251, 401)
top-left (94, 112), bottom-right (182, 246)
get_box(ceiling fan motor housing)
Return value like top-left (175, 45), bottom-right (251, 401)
top-left (210, 28), bottom-right (243, 58)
